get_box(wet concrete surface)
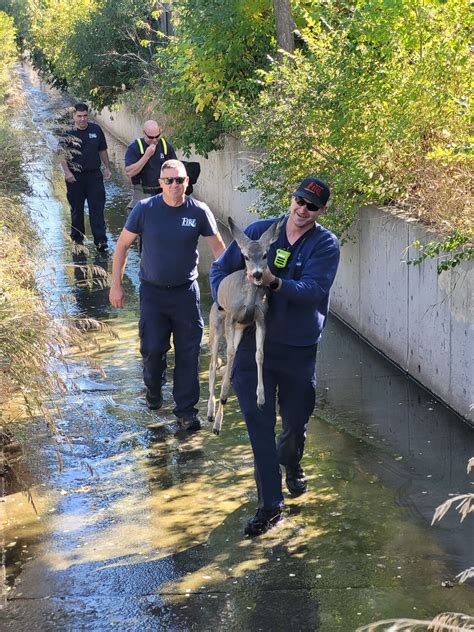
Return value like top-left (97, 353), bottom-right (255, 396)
top-left (1, 65), bottom-right (473, 631)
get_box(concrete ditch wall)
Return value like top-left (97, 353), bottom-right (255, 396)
top-left (91, 104), bottom-right (474, 423)
top-left (332, 207), bottom-right (473, 422)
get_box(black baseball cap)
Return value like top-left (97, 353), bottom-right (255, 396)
top-left (293, 177), bottom-right (330, 208)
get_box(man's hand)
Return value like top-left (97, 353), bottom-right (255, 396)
top-left (64, 170), bottom-right (76, 183)
top-left (103, 167), bottom-right (112, 181)
top-left (109, 283), bottom-right (125, 308)
top-left (246, 268), bottom-right (275, 286)
top-left (144, 144), bottom-right (157, 159)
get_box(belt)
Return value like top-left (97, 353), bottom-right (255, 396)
top-left (142, 280), bottom-right (193, 291)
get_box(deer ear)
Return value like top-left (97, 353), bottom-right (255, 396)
top-left (259, 216), bottom-right (285, 250)
top-left (228, 217), bottom-right (252, 252)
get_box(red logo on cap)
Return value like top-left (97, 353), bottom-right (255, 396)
top-left (305, 182), bottom-right (323, 196)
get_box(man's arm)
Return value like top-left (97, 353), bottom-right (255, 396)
top-left (109, 229), bottom-right (138, 308)
top-left (99, 149), bottom-right (112, 180)
top-left (277, 234), bottom-right (340, 305)
top-left (209, 239), bottom-right (245, 302)
top-left (57, 147), bottom-right (76, 182)
top-left (206, 232), bottom-right (226, 259)
top-left (125, 143), bottom-right (156, 179)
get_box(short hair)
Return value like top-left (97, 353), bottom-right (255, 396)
top-left (74, 103), bottom-right (89, 112)
top-left (160, 159), bottom-right (186, 176)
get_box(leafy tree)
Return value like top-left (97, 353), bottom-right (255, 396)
top-left (240, 0), bottom-right (472, 239)
top-left (150, 0), bottom-right (276, 155)
top-left (1, 0), bottom-right (155, 105)
top-left (0, 0), bottom-right (30, 48)
top-left (2, 0), bottom-right (471, 263)
top-left (65, 0), bottom-right (157, 108)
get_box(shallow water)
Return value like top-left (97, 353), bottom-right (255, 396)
top-left (1, 64), bottom-right (473, 632)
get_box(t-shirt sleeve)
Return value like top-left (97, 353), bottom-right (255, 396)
top-left (124, 142), bottom-right (139, 167)
top-left (124, 202), bottom-right (145, 234)
top-left (97, 126), bottom-right (107, 151)
top-left (200, 204), bottom-right (218, 237)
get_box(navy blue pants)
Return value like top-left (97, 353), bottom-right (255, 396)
top-left (232, 333), bottom-right (317, 510)
top-left (66, 170), bottom-right (107, 245)
top-left (139, 281), bottom-right (203, 417)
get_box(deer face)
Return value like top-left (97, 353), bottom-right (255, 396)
top-left (242, 240), bottom-right (268, 285)
top-left (228, 216), bottom-right (285, 286)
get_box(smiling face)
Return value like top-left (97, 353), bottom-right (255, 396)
top-left (288, 195), bottom-right (326, 232)
top-left (159, 163), bottom-right (189, 207)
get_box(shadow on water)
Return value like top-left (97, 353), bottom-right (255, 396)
top-left (1, 63), bottom-right (473, 631)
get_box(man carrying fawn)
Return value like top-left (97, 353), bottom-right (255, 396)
top-left (210, 177), bottom-right (340, 535)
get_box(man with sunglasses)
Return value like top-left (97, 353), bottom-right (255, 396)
top-left (124, 120), bottom-right (177, 209)
top-left (210, 177), bottom-right (340, 536)
top-left (110, 159), bottom-right (226, 431)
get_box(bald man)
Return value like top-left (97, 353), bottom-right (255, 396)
top-left (125, 120), bottom-right (177, 209)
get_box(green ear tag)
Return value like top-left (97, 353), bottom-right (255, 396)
top-left (274, 248), bottom-right (291, 268)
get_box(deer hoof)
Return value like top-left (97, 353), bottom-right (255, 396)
top-left (220, 398), bottom-right (227, 405)
top-left (212, 427), bottom-right (221, 436)
top-left (207, 415), bottom-right (214, 423)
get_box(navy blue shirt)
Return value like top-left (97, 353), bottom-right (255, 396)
top-left (124, 137), bottom-right (177, 187)
top-left (60, 122), bottom-right (107, 173)
top-left (125, 195), bottom-right (218, 286)
top-left (210, 216), bottom-right (340, 346)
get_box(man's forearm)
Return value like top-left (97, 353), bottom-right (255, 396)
top-left (99, 150), bottom-right (111, 170)
top-left (58, 154), bottom-right (72, 176)
top-left (111, 243), bottom-right (129, 287)
top-left (125, 155), bottom-right (149, 178)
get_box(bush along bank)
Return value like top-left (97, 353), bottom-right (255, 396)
top-left (0, 15), bottom-right (114, 473)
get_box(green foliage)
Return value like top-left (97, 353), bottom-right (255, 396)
top-left (407, 231), bottom-right (473, 274)
top-left (64, 0), bottom-right (157, 108)
top-left (0, 10), bottom-right (17, 94)
top-left (0, 0), bottom-right (29, 46)
top-left (0, 10), bottom-right (26, 193)
top-left (2, 0), bottom-right (156, 106)
top-left (240, 0), bottom-right (472, 240)
top-left (2, 0), bottom-right (471, 267)
top-left (150, 0), bottom-right (275, 155)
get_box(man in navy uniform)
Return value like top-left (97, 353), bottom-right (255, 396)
top-left (124, 119), bottom-right (177, 210)
top-left (109, 159), bottom-right (226, 430)
top-left (210, 177), bottom-right (340, 535)
top-left (58, 103), bottom-right (111, 251)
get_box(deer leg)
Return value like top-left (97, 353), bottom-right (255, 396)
top-left (213, 320), bottom-right (244, 435)
top-left (207, 304), bottom-right (224, 423)
top-left (255, 319), bottom-right (266, 408)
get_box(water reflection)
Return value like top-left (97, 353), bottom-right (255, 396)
top-left (316, 315), bottom-right (474, 572)
top-left (70, 251), bottom-right (110, 319)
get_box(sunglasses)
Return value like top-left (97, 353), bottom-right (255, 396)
top-left (294, 196), bottom-right (320, 213)
top-left (144, 133), bottom-right (160, 139)
top-left (160, 176), bottom-right (186, 185)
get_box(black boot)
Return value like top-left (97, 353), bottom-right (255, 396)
top-left (244, 506), bottom-right (284, 537)
top-left (177, 413), bottom-right (201, 432)
top-left (145, 389), bottom-right (163, 411)
top-left (285, 465), bottom-right (307, 496)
